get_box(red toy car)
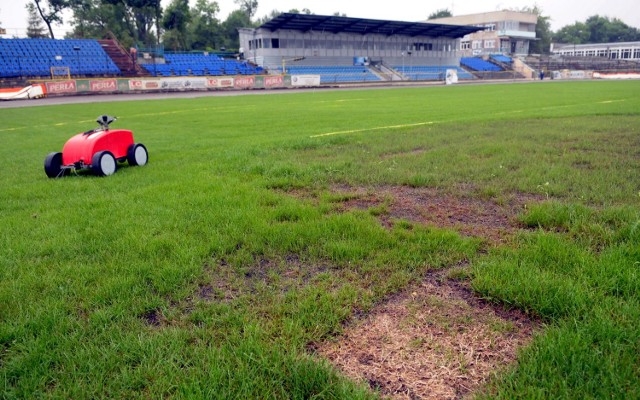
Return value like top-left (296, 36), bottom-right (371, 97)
top-left (44, 115), bottom-right (148, 178)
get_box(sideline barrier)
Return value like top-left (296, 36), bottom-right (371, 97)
top-left (0, 84), bottom-right (46, 100)
top-left (593, 72), bottom-right (640, 80)
top-left (550, 70), bottom-right (594, 80)
top-left (29, 74), bottom-right (316, 98)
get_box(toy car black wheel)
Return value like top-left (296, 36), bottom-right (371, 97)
top-left (127, 143), bottom-right (148, 167)
top-left (44, 152), bottom-right (64, 178)
top-left (92, 151), bottom-right (117, 176)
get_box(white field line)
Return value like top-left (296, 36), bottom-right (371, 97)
top-left (0, 105), bottom-right (255, 132)
top-left (309, 99), bottom-right (628, 138)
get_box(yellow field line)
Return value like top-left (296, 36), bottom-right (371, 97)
top-left (310, 121), bottom-right (437, 138)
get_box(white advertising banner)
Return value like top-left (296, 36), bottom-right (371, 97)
top-left (206, 77), bottom-right (235, 88)
top-left (159, 77), bottom-right (208, 90)
top-left (129, 79), bottom-right (162, 91)
top-left (291, 75), bottom-right (321, 87)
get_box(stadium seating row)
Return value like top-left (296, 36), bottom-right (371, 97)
top-left (393, 65), bottom-right (475, 80)
top-left (0, 38), bottom-right (121, 78)
top-left (460, 57), bottom-right (503, 72)
top-left (490, 54), bottom-right (513, 63)
top-left (276, 66), bottom-right (381, 83)
top-left (139, 52), bottom-right (262, 77)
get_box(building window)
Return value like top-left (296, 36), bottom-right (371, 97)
top-left (485, 23), bottom-right (496, 31)
top-left (271, 38), bottom-right (280, 49)
top-left (461, 41), bottom-right (470, 50)
top-left (484, 40), bottom-right (495, 49)
top-left (472, 40), bottom-right (482, 49)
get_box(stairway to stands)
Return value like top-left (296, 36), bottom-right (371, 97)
top-left (97, 39), bottom-right (150, 77)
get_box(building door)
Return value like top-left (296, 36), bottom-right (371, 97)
top-left (510, 41), bottom-right (517, 54)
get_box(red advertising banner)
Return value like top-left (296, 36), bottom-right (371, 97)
top-left (90, 79), bottom-right (117, 92)
top-left (46, 80), bottom-right (77, 94)
top-left (234, 76), bottom-right (255, 88)
top-left (264, 75), bottom-right (284, 88)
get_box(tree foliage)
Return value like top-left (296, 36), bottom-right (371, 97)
top-left (524, 6), bottom-right (552, 54)
top-left (100, 0), bottom-right (162, 46)
top-left (428, 9), bottom-right (452, 20)
top-left (32, 0), bottom-right (71, 39)
top-left (26, 3), bottom-right (48, 38)
top-left (162, 0), bottom-right (190, 50)
top-left (221, 9), bottom-right (252, 50)
top-left (188, 0), bottom-right (222, 50)
top-left (68, 0), bottom-right (132, 45)
top-left (234, 0), bottom-right (257, 19)
top-left (553, 15), bottom-right (640, 44)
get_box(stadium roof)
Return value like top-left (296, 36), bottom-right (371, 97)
top-left (258, 13), bottom-right (483, 39)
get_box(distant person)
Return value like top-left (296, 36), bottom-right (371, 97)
top-left (539, 70), bottom-right (545, 80)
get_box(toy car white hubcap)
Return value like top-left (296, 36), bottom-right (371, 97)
top-left (101, 153), bottom-right (116, 175)
top-left (134, 146), bottom-right (148, 166)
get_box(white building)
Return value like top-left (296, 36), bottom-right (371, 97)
top-left (551, 41), bottom-right (640, 60)
top-left (429, 11), bottom-right (538, 56)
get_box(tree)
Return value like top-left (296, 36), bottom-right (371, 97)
top-left (553, 15), bottom-right (640, 44)
top-left (524, 5), bottom-right (552, 54)
top-left (554, 22), bottom-right (592, 44)
top-left (189, 0), bottom-right (222, 50)
top-left (428, 9), bottom-right (452, 20)
top-left (221, 9), bottom-right (251, 50)
top-left (162, 0), bottom-right (191, 50)
top-left (68, 0), bottom-right (137, 47)
top-left (26, 3), bottom-right (48, 38)
top-left (100, 0), bottom-right (162, 46)
top-left (32, 0), bottom-right (71, 39)
top-left (255, 9), bottom-right (282, 25)
top-left (234, 0), bottom-right (257, 19)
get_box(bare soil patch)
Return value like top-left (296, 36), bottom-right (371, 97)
top-left (329, 185), bottom-right (542, 245)
top-left (314, 269), bottom-right (537, 399)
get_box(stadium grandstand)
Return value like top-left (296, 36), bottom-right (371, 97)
top-left (0, 13), bottom-right (536, 86)
top-left (239, 13), bottom-right (488, 83)
top-left (0, 38), bottom-right (120, 79)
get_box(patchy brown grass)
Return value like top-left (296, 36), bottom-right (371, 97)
top-left (314, 269), bottom-right (537, 399)
top-left (328, 185), bottom-right (543, 245)
top-left (199, 254), bottom-right (332, 303)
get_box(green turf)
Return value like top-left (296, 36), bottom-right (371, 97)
top-left (1, 81), bottom-right (639, 398)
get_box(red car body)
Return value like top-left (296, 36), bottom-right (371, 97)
top-left (62, 128), bottom-right (134, 166)
top-left (44, 115), bottom-right (148, 178)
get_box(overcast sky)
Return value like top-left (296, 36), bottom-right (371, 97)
top-left (1, 0), bottom-right (639, 38)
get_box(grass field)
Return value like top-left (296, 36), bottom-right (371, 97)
top-left (1, 81), bottom-right (639, 398)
